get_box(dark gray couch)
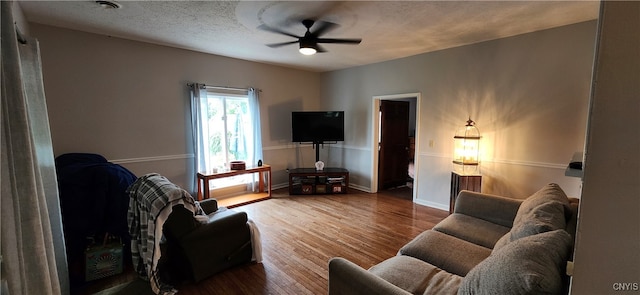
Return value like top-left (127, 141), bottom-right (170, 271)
top-left (329, 183), bottom-right (579, 295)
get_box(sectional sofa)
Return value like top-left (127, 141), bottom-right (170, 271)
top-left (329, 183), bottom-right (579, 295)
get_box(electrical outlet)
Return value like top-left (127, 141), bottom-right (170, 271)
top-left (429, 140), bottom-right (434, 148)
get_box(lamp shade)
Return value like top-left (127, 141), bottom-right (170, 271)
top-left (453, 118), bottom-right (481, 174)
top-left (299, 47), bottom-right (317, 55)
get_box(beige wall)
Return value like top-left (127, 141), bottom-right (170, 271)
top-left (30, 24), bottom-right (322, 191)
top-left (32, 20), bottom-right (597, 207)
top-left (571, 1), bottom-right (640, 293)
top-left (320, 21), bottom-right (597, 209)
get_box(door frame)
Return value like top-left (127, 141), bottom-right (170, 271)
top-left (371, 92), bottom-right (421, 201)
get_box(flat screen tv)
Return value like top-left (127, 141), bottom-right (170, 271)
top-left (292, 111), bottom-right (344, 143)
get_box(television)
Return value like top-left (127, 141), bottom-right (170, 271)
top-left (292, 111), bottom-right (345, 143)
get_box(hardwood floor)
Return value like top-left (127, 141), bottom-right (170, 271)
top-left (77, 188), bottom-right (448, 294)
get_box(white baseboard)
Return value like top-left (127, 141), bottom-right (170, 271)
top-left (349, 184), bottom-right (371, 193)
top-left (414, 199), bottom-right (449, 211)
top-left (272, 183), bottom-right (289, 190)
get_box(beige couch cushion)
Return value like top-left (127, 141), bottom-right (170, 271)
top-left (433, 213), bottom-right (511, 249)
top-left (458, 229), bottom-right (572, 295)
top-left (369, 255), bottom-right (462, 295)
top-left (399, 230), bottom-right (491, 276)
top-left (494, 183), bottom-right (570, 252)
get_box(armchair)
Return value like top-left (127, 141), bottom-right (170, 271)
top-left (160, 198), bottom-right (253, 283)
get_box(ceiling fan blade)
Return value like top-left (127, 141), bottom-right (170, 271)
top-left (266, 41), bottom-right (300, 48)
top-left (258, 24), bottom-right (301, 39)
top-left (315, 44), bottom-right (328, 53)
top-left (316, 38), bottom-right (362, 44)
top-left (310, 20), bottom-right (339, 37)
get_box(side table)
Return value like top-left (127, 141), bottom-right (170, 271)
top-left (450, 171), bottom-right (482, 213)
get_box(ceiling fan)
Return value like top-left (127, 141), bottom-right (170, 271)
top-left (258, 19), bottom-right (362, 55)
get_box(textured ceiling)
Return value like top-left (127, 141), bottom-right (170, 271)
top-left (19, 1), bottom-right (600, 72)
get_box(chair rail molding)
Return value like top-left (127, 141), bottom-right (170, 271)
top-left (109, 154), bottom-right (194, 164)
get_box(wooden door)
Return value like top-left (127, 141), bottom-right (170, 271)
top-left (378, 100), bottom-right (410, 190)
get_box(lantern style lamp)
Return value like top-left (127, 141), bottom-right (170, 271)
top-left (453, 118), bottom-right (481, 175)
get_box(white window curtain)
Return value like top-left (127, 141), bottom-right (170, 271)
top-left (248, 88), bottom-right (264, 192)
top-left (189, 83), bottom-right (209, 176)
top-left (248, 88), bottom-right (263, 165)
top-left (1, 1), bottom-right (68, 294)
top-left (189, 84), bottom-right (263, 190)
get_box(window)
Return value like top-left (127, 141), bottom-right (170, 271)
top-left (193, 88), bottom-right (262, 189)
top-left (202, 93), bottom-right (252, 172)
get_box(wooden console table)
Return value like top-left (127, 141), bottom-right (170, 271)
top-left (197, 165), bottom-right (271, 207)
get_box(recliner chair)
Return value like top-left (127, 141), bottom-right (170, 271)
top-left (160, 198), bottom-right (253, 283)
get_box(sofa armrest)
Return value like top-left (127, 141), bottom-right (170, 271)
top-left (199, 198), bottom-right (219, 215)
top-left (328, 257), bottom-right (411, 295)
top-left (454, 190), bottom-right (522, 228)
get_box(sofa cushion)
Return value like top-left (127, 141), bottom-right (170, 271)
top-left (458, 229), bottom-right (572, 295)
top-left (369, 255), bottom-right (462, 295)
top-left (453, 191), bottom-right (523, 228)
top-left (329, 257), bottom-right (415, 295)
top-left (495, 183), bottom-right (570, 252)
top-left (399, 230), bottom-right (491, 276)
top-left (434, 213), bottom-right (511, 249)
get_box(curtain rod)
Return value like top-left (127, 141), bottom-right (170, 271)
top-left (187, 83), bottom-right (260, 92)
top-left (205, 85), bottom-right (250, 92)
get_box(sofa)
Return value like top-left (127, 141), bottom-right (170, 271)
top-left (329, 183), bottom-right (579, 295)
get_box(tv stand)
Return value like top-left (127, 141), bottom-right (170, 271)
top-left (289, 168), bottom-right (349, 195)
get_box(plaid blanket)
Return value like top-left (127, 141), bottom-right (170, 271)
top-left (127, 173), bottom-right (203, 294)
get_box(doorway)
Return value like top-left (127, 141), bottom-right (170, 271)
top-left (371, 93), bottom-right (420, 201)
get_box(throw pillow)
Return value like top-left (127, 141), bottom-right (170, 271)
top-left (513, 183), bottom-right (569, 226)
top-left (510, 200), bottom-right (567, 241)
top-left (497, 183), bottom-right (570, 251)
top-left (458, 229), bottom-right (572, 295)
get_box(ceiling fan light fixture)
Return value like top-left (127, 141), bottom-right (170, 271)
top-left (299, 39), bottom-right (317, 55)
top-left (260, 19), bottom-right (361, 55)
top-left (299, 46), bottom-right (317, 55)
